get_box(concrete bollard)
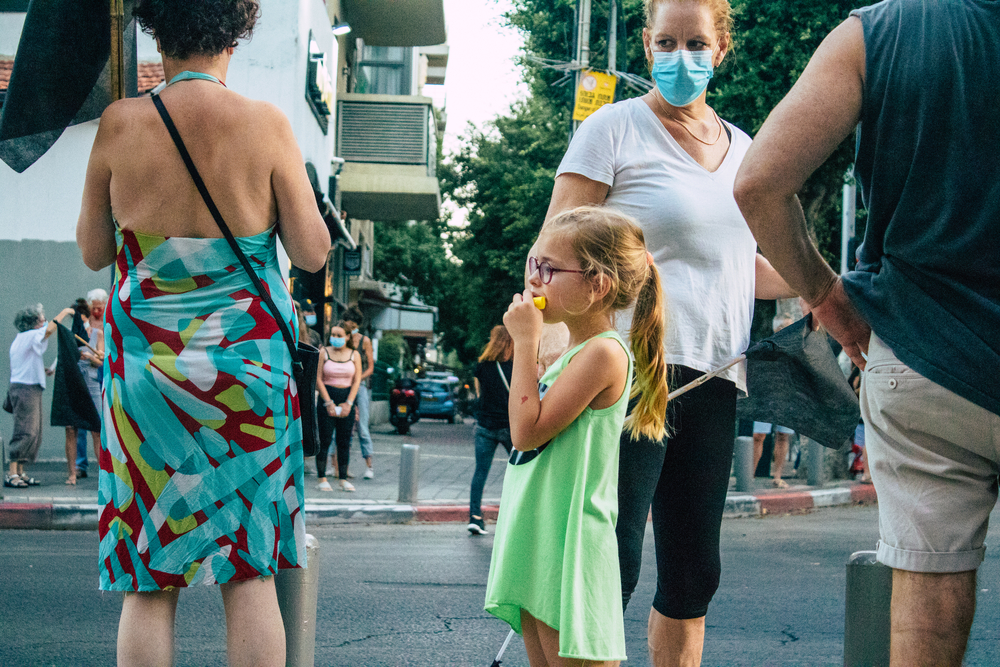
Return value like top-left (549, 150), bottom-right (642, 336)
top-left (398, 443), bottom-right (420, 504)
top-left (844, 550), bottom-right (892, 667)
top-left (733, 436), bottom-right (755, 492)
top-left (275, 533), bottom-right (321, 667)
top-left (807, 437), bottom-right (825, 486)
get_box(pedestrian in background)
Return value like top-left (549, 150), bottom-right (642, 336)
top-left (486, 207), bottom-right (668, 666)
top-left (4, 305), bottom-right (74, 488)
top-left (735, 0), bottom-right (1000, 663)
top-left (467, 324), bottom-right (513, 536)
top-left (342, 305), bottom-right (375, 479)
top-left (315, 322), bottom-right (361, 492)
top-left (75, 0), bottom-right (330, 663)
top-left (544, 0), bottom-right (795, 662)
top-left (296, 298), bottom-right (322, 348)
top-left (73, 288), bottom-right (107, 479)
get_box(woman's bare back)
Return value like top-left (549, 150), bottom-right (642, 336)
top-left (106, 82), bottom-right (283, 239)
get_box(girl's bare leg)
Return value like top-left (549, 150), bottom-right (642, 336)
top-left (117, 589), bottom-right (180, 667)
top-left (220, 576), bottom-right (285, 667)
top-left (520, 609), bottom-right (620, 667)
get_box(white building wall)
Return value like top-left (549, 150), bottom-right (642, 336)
top-left (0, 0), bottom-right (336, 463)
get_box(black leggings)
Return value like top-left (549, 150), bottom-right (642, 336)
top-left (616, 366), bottom-right (737, 619)
top-left (317, 385), bottom-right (355, 480)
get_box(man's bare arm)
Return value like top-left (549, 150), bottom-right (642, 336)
top-left (734, 16), bottom-right (871, 367)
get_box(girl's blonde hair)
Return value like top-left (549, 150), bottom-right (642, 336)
top-left (542, 206), bottom-right (668, 441)
top-left (479, 325), bottom-right (514, 363)
top-left (644, 0), bottom-right (733, 38)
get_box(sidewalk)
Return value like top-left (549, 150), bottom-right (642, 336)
top-left (0, 420), bottom-right (876, 530)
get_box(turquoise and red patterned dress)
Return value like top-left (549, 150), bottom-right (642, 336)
top-left (98, 225), bottom-right (306, 591)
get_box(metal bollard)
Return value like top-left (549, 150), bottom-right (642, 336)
top-left (844, 550), bottom-right (892, 667)
top-left (733, 436), bottom-right (755, 492)
top-left (807, 436), bottom-right (825, 486)
top-left (398, 443), bottom-right (420, 504)
top-left (275, 533), bottom-right (321, 667)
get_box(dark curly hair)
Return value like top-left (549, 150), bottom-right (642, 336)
top-left (133, 0), bottom-right (260, 59)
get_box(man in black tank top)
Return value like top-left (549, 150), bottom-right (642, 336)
top-left (735, 1), bottom-right (1000, 664)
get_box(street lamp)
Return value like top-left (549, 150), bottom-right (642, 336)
top-left (332, 21), bottom-right (351, 36)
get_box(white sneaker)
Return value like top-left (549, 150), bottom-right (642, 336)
top-left (363, 467), bottom-right (374, 480)
top-left (340, 479), bottom-right (356, 492)
top-left (317, 480), bottom-right (333, 491)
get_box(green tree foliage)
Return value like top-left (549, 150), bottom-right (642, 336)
top-left (443, 95), bottom-right (571, 362)
top-left (420, 0), bottom-right (860, 361)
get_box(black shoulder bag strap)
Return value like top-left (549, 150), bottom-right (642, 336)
top-left (151, 93), bottom-right (302, 372)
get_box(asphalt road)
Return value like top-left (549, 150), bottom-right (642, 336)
top-left (3, 506), bottom-right (1000, 666)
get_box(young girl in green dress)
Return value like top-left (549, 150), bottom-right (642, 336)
top-left (485, 206), bottom-right (668, 666)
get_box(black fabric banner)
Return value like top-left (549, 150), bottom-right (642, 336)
top-left (737, 314), bottom-right (860, 450)
top-left (50, 322), bottom-right (101, 431)
top-left (0, 0), bottom-right (137, 173)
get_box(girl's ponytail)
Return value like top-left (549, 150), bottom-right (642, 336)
top-left (625, 262), bottom-right (668, 441)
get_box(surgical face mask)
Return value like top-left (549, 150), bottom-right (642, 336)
top-left (651, 49), bottom-right (714, 107)
top-left (304, 314), bottom-right (317, 326)
top-left (329, 336), bottom-right (346, 348)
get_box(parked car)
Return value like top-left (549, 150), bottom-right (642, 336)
top-left (416, 378), bottom-right (460, 423)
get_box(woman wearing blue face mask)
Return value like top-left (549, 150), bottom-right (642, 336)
top-left (545, 0), bottom-right (796, 663)
top-left (315, 322), bottom-right (361, 492)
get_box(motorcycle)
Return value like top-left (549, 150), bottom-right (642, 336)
top-left (389, 377), bottom-right (421, 435)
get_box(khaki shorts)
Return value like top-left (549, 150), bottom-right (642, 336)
top-left (862, 334), bottom-right (1000, 573)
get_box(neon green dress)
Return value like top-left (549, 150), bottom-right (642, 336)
top-left (484, 331), bottom-right (630, 661)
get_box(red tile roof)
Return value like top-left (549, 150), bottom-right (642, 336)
top-left (138, 61), bottom-right (164, 93)
top-left (0, 59), bottom-right (164, 94)
top-left (0, 58), bottom-right (12, 91)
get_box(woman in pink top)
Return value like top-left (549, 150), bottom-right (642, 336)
top-left (315, 323), bottom-right (361, 491)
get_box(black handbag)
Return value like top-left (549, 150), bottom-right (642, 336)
top-left (152, 93), bottom-right (321, 457)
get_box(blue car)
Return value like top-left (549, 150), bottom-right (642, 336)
top-left (416, 379), bottom-right (459, 423)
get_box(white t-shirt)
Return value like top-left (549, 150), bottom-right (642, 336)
top-left (9, 326), bottom-right (49, 388)
top-left (557, 97), bottom-right (757, 391)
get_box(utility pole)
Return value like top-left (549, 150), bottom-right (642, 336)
top-left (841, 169), bottom-right (857, 275)
top-left (608, 0), bottom-right (617, 73)
top-left (570, 0), bottom-right (592, 138)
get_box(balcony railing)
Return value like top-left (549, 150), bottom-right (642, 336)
top-left (335, 94), bottom-right (441, 221)
top-left (336, 94), bottom-right (436, 178)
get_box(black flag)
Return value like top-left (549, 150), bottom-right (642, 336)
top-left (50, 322), bottom-right (101, 432)
top-left (0, 0), bottom-right (137, 173)
top-left (736, 314), bottom-right (860, 449)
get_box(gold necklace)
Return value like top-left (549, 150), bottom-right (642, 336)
top-left (652, 90), bottom-right (724, 146)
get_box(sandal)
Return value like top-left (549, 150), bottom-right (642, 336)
top-left (65, 477), bottom-right (77, 485)
top-left (772, 478), bottom-right (789, 489)
top-left (4, 473), bottom-right (28, 488)
top-left (23, 477), bottom-right (41, 486)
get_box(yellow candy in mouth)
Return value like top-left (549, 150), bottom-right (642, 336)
top-left (533, 296), bottom-right (546, 310)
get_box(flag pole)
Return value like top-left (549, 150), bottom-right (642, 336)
top-left (110, 0), bottom-right (125, 101)
top-left (666, 354), bottom-right (746, 402)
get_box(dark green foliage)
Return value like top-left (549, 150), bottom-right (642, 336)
top-left (442, 95), bottom-right (571, 361)
top-left (394, 0), bottom-right (862, 363)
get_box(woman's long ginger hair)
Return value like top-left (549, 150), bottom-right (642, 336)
top-left (478, 325), bottom-right (514, 363)
top-left (542, 206), bottom-right (668, 441)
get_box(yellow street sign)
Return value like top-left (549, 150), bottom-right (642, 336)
top-left (572, 70), bottom-right (617, 122)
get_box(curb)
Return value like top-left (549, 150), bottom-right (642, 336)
top-left (0, 486), bottom-right (876, 531)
